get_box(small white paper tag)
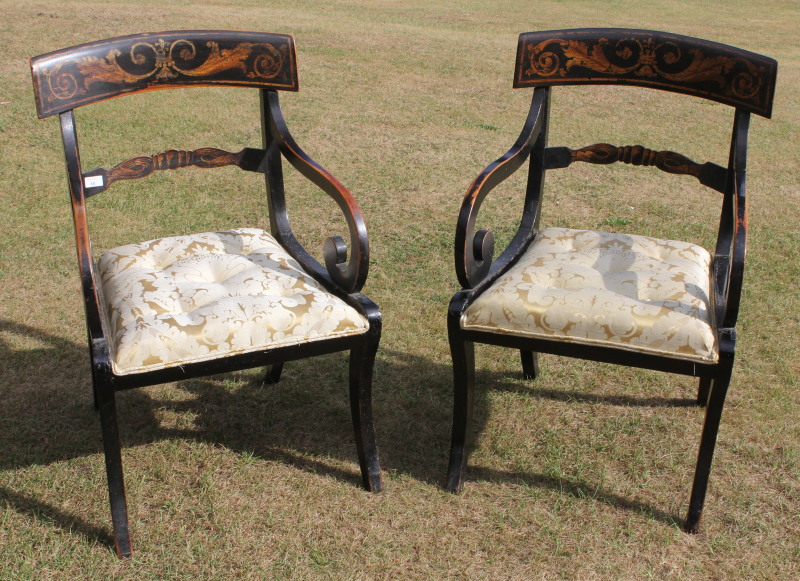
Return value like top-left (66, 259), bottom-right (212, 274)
top-left (84, 175), bottom-right (104, 188)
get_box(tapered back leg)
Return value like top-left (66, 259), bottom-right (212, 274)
top-left (520, 350), bottom-right (539, 380)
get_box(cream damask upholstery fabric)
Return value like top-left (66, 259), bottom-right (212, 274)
top-left (461, 227), bottom-right (718, 363)
top-left (96, 228), bottom-right (368, 375)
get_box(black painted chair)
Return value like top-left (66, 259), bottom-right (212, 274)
top-left (31, 30), bottom-right (382, 557)
top-left (446, 28), bottom-right (777, 532)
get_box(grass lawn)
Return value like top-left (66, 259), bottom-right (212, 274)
top-left (1, 0), bottom-right (798, 578)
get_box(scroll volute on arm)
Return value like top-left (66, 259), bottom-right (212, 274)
top-left (264, 90), bottom-right (369, 293)
top-left (456, 89), bottom-right (548, 289)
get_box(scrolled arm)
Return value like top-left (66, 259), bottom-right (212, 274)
top-left (456, 90), bottom-right (547, 288)
top-left (264, 91), bottom-right (368, 293)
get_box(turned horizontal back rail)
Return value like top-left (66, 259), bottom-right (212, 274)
top-left (544, 143), bottom-right (728, 192)
top-left (82, 147), bottom-right (267, 196)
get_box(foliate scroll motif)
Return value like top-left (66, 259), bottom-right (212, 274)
top-left (70, 39), bottom-right (284, 90)
top-left (31, 31), bottom-right (298, 117)
top-left (48, 39), bottom-right (284, 96)
top-left (515, 29), bottom-right (777, 117)
top-left (83, 148), bottom-right (246, 194)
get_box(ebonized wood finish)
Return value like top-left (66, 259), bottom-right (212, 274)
top-left (32, 31), bottom-right (380, 558)
top-left (514, 28), bottom-right (777, 117)
top-left (448, 28), bottom-right (777, 534)
top-left (31, 30), bottom-right (298, 117)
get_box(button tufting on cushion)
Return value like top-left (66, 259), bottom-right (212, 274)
top-left (461, 227), bottom-right (718, 362)
top-left (96, 228), bottom-right (368, 375)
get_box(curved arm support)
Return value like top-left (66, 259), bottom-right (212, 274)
top-left (717, 110), bottom-right (750, 328)
top-left (455, 89), bottom-right (547, 288)
top-left (264, 91), bottom-right (368, 293)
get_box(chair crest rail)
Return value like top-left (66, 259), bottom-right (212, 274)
top-left (514, 28), bottom-right (777, 117)
top-left (31, 30), bottom-right (298, 118)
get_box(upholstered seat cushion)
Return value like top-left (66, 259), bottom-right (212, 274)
top-left (461, 227), bottom-right (718, 363)
top-left (96, 228), bottom-right (368, 375)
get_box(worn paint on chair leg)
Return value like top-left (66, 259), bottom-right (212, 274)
top-left (96, 385), bottom-right (132, 557)
top-left (446, 338), bottom-right (475, 493)
top-left (349, 333), bottom-right (382, 493)
top-left (520, 350), bottom-right (539, 380)
top-left (685, 360), bottom-right (733, 533)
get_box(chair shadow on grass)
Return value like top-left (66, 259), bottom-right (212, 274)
top-left (1, 318), bottom-right (695, 551)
